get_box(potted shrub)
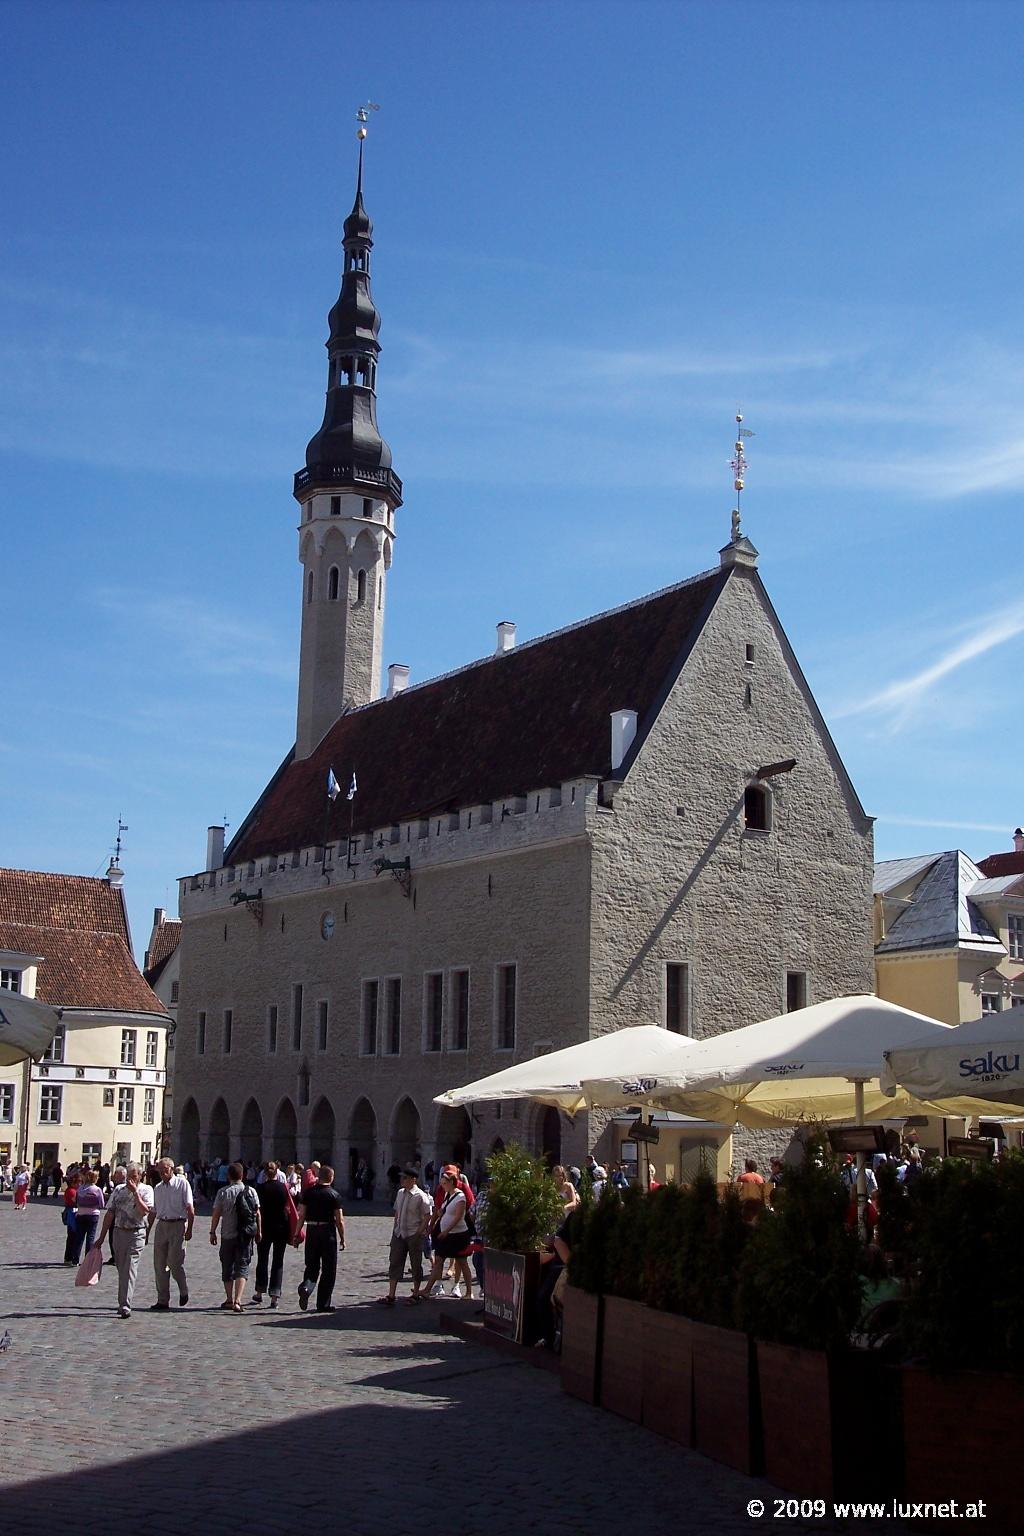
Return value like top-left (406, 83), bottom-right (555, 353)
top-left (640, 1183), bottom-right (695, 1448)
top-left (597, 1185), bottom-right (647, 1422)
top-left (481, 1142), bottom-right (565, 1346)
top-left (737, 1158), bottom-right (863, 1496)
top-left (562, 1182), bottom-right (616, 1403)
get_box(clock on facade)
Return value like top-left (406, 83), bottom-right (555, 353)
top-left (320, 911), bottom-right (336, 940)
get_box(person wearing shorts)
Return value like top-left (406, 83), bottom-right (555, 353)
top-left (210, 1163), bottom-right (261, 1312)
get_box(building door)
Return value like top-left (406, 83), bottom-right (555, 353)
top-left (33, 1141), bottom-right (58, 1171)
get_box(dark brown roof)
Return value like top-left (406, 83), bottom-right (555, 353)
top-left (977, 850), bottom-right (1024, 878)
top-left (144, 919), bottom-right (182, 986)
top-left (228, 568), bottom-right (728, 864)
top-left (0, 869), bottom-right (165, 1015)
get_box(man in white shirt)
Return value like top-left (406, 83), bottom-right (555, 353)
top-left (149, 1157), bottom-right (195, 1310)
top-left (97, 1163), bottom-right (154, 1318)
top-left (377, 1167), bottom-right (433, 1306)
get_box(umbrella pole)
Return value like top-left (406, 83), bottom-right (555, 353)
top-left (854, 1079), bottom-right (867, 1241)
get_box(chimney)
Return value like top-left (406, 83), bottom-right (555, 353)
top-left (206, 825), bottom-right (225, 871)
top-left (1014, 827), bottom-right (1024, 854)
top-left (610, 709), bottom-right (638, 773)
top-left (495, 621), bottom-right (516, 654)
top-left (387, 663), bottom-right (410, 698)
top-left (153, 906), bottom-right (165, 929)
top-left (105, 858), bottom-right (124, 889)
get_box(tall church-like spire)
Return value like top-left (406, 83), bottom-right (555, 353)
top-left (293, 108), bottom-right (403, 759)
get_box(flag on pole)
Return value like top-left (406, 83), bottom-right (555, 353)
top-left (327, 768), bottom-right (341, 802)
top-left (347, 770), bottom-right (358, 801)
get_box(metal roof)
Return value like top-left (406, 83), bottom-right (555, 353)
top-left (877, 849), bottom-right (1003, 955)
top-left (872, 853), bottom-right (940, 896)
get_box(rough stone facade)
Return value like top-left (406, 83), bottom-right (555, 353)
top-left (173, 557), bottom-right (874, 1182)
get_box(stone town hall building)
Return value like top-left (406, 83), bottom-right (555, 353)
top-left (172, 152), bottom-right (874, 1183)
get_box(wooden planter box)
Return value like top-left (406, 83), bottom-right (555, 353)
top-left (901, 1365), bottom-right (1017, 1522)
top-left (757, 1342), bottom-right (833, 1496)
top-left (599, 1295), bottom-right (647, 1423)
top-left (560, 1285), bottom-right (603, 1404)
top-left (691, 1319), bottom-right (761, 1475)
top-left (642, 1310), bottom-right (693, 1447)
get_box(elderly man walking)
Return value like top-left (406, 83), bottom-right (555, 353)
top-left (96, 1164), bottom-right (154, 1318)
top-left (149, 1157), bottom-right (195, 1310)
top-left (377, 1167), bottom-right (432, 1307)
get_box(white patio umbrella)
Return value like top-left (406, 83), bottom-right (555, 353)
top-left (434, 1024), bottom-right (697, 1114)
top-left (881, 1013), bottom-right (1024, 1113)
top-left (580, 995), bottom-right (1013, 1127)
top-left (0, 990), bottom-right (60, 1066)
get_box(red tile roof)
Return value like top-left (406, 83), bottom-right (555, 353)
top-left (0, 869), bottom-right (164, 1015)
top-left (144, 918), bottom-right (181, 986)
top-left (227, 568), bottom-right (728, 864)
top-left (977, 850), bottom-right (1024, 878)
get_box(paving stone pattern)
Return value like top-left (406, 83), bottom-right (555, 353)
top-left (1, 1197), bottom-right (903, 1536)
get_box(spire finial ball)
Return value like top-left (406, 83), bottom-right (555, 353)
top-left (357, 127), bottom-right (367, 140)
top-left (736, 412), bottom-right (743, 424)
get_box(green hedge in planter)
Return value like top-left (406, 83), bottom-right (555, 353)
top-left (737, 1159), bottom-right (861, 1351)
top-left (483, 1142), bottom-right (566, 1255)
top-left (881, 1148), bottom-right (1024, 1373)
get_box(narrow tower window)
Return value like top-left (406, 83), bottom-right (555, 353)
top-left (306, 571), bottom-right (314, 604)
top-left (330, 496), bottom-right (341, 515)
top-left (328, 566), bottom-right (340, 601)
top-left (356, 569), bottom-right (367, 604)
top-left (362, 497), bottom-right (373, 518)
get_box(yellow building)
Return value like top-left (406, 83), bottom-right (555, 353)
top-left (0, 864), bottom-right (168, 1176)
top-left (874, 848), bottom-right (1024, 1148)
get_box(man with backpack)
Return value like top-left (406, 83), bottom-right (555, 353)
top-left (210, 1162), bottom-right (262, 1312)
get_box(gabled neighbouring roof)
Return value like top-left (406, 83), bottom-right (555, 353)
top-left (144, 918), bottom-right (182, 986)
top-left (877, 850), bottom-right (1003, 956)
top-left (977, 849), bottom-right (1024, 878)
top-left (872, 853), bottom-right (940, 897)
top-left (227, 567), bottom-right (729, 864)
top-left (0, 868), bottom-right (165, 1015)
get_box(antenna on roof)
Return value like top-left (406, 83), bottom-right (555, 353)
top-left (730, 411), bottom-right (755, 543)
top-left (114, 816), bottom-right (128, 865)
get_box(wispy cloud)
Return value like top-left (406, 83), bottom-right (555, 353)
top-left (877, 815), bottom-right (1010, 835)
top-left (834, 603), bottom-right (1024, 724)
top-left (92, 590), bottom-right (295, 683)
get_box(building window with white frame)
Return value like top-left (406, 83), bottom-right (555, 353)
top-left (1009, 914), bottom-right (1024, 961)
top-left (495, 964), bottom-right (517, 1051)
top-left (140, 1141), bottom-right (152, 1165)
top-left (143, 1087), bottom-right (156, 1124)
top-left (0, 1084), bottom-right (14, 1123)
top-left (423, 973), bottom-right (444, 1053)
top-left (118, 1086), bottom-right (134, 1124)
top-left (384, 977), bottom-right (401, 1056)
top-left (361, 979), bottom-right (379, 1056)
top-left (120, 1029), bottom-right (137, 1066)
top-left (0, 968), bottom-right (21, 992)
top-left (145, 1030), bottom-right (159, 1067)
top-left (980, 992), bottom-right (1001, 1015)
top-left (40, 1084), bottom-right (62, 1124)
top-left (450, 969), bottom-right (469, 1052)
top-left (665, 962), bottom-right (690, 1034)
top-left (42, 1026), bottom-right (65, 1063)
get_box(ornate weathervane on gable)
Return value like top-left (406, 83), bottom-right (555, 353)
top-left (730, 411), bottom-right (755, 543)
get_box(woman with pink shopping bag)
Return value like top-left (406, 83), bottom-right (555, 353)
top-left (75, 1245), bottom-right (104, 1286)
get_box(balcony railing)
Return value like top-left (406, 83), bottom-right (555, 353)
top-left (294, 462), bottom-right (403, 504)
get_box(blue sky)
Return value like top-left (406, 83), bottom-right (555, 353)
top-left (2, 0), bottom-right (1021, 959)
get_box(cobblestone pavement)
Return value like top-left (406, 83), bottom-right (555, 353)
top-left (1, 1196), bottom-right (907, 1536)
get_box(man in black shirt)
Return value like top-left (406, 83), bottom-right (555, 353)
top-left (294, 1165), bottom-right (346, 1312)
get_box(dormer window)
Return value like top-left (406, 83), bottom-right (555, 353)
top-left (743, 783), bottom-right (771, 833)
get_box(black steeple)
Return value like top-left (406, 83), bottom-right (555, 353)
top-left (296, 139), bottom-right (402, 507)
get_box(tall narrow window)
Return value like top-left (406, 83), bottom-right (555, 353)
top-left (197, 1011), bottom-right (206, 1055)
top-left (145, 1030), bottom-right (159, 1067)
top-left (43, 1027), bottom-right (65, 1063)
top-left (0, 1084), bottom-right (14, 1122)
top-left (450, 969), bottom-right (470, 1052)
top-left (330, 495), bottom-right (341, 515)
top-left (120, 1029), bottom-right (137, 1066)
top-left (786, 972), bottom-right (807, 1013)
top-left (362, 497), bottom-right (373, 518)
top-left (1009, 914), bottom-right (1024, 961)
top-left (268, 1004), bottom-right (278, 1053)
top-left (665, 963), bottom-right (690, 1035)
top-left (385, 977), bottom-right (402, 1055)
top-left (424, 973), bottom-right (444, 1053)
top-left (496, 964), bottom-right (517, 1051)
top-left (306, 571), bottom-right (314, 604)
top-left (117, 1087), bottom-right (134, 1124)
top-left (292, 985), bottom-right (303, 1051)
top-left (40, 1085), bottom-right (63, 1123)
top-left (143, 1088), bottom-right (156, 1124)
top-left (223, 1009), bottom-right (233, 1054)
top-left (317, 1000), bottom-right (329, 1052)
top-left (362, 979), bottom-right (379, 1056)
top-left (743, 784), bottom-right (771, 832)
top-left (328, 566), bottom-right (340, 600)
top-left (356, 569), bottom-right (367, 603)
